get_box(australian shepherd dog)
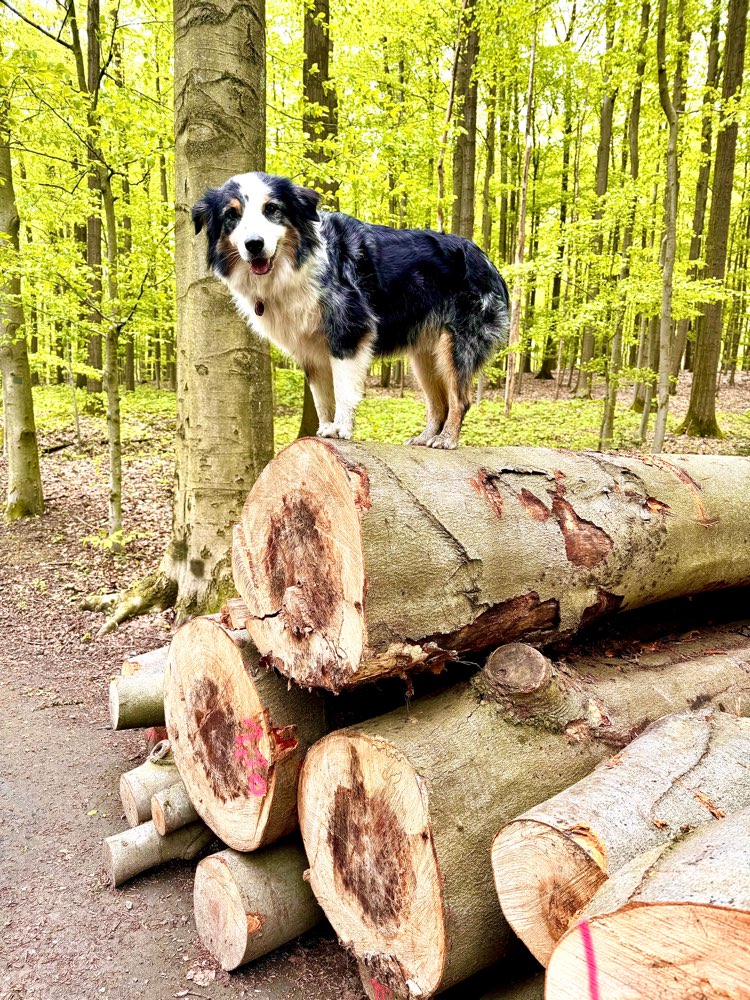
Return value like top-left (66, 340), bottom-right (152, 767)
top-left (192, 172), bottom-right (510, 449)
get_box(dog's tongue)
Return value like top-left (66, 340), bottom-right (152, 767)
top-left (251, 257), bottom-right (272, 276)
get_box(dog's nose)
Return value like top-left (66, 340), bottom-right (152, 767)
top-left (244, 237), bottom-right (264, 258)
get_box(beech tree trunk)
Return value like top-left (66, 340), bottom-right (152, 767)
top-left (0, 134), bottom-right (44, 520)
top-left (297, 647), bottom-right (750, 1000)
top-left (546, 807), bottom-right (750, 999)
top-left (193, 840), bottom-right (322, 970)
top-left (303, 0), bottom-right (338, 206)
top-left (234, 439), bottom-right (750, 692)
top-left (151, 780), bottom-right (198, 835)
top-left (109, 672), bottom-right (165, 730)
top-left (451, 0), bottom-right (478, 239)
top-left (104, 820), bottom-right (213, 887)
top-left (492, 709), bottom-right (750, 965)
top-left (163, 617), bottom-right (326, 851)
top-left (119, 740), bottom-right (180, 827)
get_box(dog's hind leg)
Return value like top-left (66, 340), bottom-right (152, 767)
top-left (406, 347), bottom-right (448, 446)
top-left (319, 335), bottom-right (374, 440)
top-left (427, 330), bottom-right (472, 450)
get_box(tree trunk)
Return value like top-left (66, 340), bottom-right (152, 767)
top-left (298, 650), bottom-right (750, 1000)
top-left (451, 0), bottom-right (478, 239)
top-left (297, 376), bottom-right (319, 437)
top-left (481, 80), bottom-right (497, 254)
top-left (109, 672), bottom-right (165, 730)
top-left (163, 617), bottom-right (326, 851)
top-left (151, 779), bottom-right (199, 835)
top-left (100, 168), bottom-right (124, 547)
top-left (119, 740), bottom-right (180, 827)
top-left (303, 0), bottom-right (338, 206)
top-left (104, 820), bottom-right (213, 888)
top-left (84, 0), bottom-right (103, 398)
top-left (680, 0), bottom-right (748, 436)
top-left (0, 135), bottom-right (44, 520)
top-left (194, 841), bottom-right (322, 970)
top-left (493, 709), bottom-right (750, 965)
top-left (235, 439), bottom-right (750, 692)
top-left (546, 806), bottom-right (750, 999)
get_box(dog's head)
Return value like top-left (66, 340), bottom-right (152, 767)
top-left (192, 172), bottom-right (321, 282)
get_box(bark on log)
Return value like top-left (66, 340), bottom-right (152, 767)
top-left (546, 807), bottom-right (750, 999)
top-left (109, 672), bottom-right (165, 729)
top-left (151, 779), bottom-right (199, 836)
top-left (233, 440), bottom-right (750, 691)
top-left (481, 975), bottom-right (545, 1000)
top-left (119, 740), bottom-right (179, 827)
top-left (121, 645), bottom-right (170, 677)
top-left (104, 820), bottom-right (213, 887)
top-left (492, 710), bottom-right (750, 965)
top-left (164, 617), bottom-right (326, 851)
top-left (193, 840), bottom-right (322, 970)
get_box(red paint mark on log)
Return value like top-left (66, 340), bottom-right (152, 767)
top-left (580, 588), bottom-right (623, 629)
top-left (518, 488), bottom-right (551, 521)
top-left (551, 497), bottom-right (613, 568)
top-left (371, 982), bottom-right (393, 1000)
top-left (445, 592), bottom-right (560, 653)
top-left (328, 745), bottom-right (415, 928)
top-left (579, 920), bottom-right (601, 1000)
top-left (234, 717), bottom-right (269, 797)
top-left (469, 467), bottom-right (504, 517)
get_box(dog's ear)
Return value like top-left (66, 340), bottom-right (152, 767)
top-left (191, 194), bottom-right (215, 235)
top-left (294, 185), bottom-right (321, 222)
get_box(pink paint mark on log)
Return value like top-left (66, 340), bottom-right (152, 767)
top-left (371, 981), bottom-right (393, 1000)
top-left (579, 920), bottom-right (601, 1000)
top-left (233, 717), bottom-right (270, 797)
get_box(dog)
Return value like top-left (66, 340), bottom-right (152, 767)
top-left (192, 172), bottom-right (510, 448)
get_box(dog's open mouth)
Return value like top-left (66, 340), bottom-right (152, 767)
top-left (250, 253), bottom-right (275, 276)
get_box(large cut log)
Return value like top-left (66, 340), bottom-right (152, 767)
top-left (151, 779), bottom-right (199, 836)
top-left (492, 710), bottom-right (750, 965)
top-left (104, 819), bottom-right (213, 887)
top-left (121, 645), bottom-right (170, 677)
top-left (233, 440), bottom-right (750, 691)
top-left (297, 643), bottom-right (750, 1000)
top-left (164, 617), bottom-right (327, 851)
top-left (546, 807), bottom-right (750, 999)
top-left (119, 739), bottom-right (179, 827)
top-left (109, 672), bottom-right (165, 729)
top-left (193, 840), bottom-right (322, 970)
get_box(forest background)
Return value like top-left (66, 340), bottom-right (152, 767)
top-left (2, 0), bottom-right (750, 627)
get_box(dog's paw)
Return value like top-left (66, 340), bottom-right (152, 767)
top-left (316, 422), bottom-right (339, 438)
top-left (406, 434), bottom-right (429, 446)
top-left (427, 434), bottom-right (458, 450)
top-left (336, 427), bottom-right (353, 441)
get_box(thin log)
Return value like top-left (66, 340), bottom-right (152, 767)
top-left (234, 440), bottom-right (750, 691)
top-left (109, 672), bottom-right (164, 729)
top-left (151, 779), bottom-right (199, 836)
top-left (492, 710), bottom-right (750, 965)
top-left (546, 807), bottom-right (750, 999)
top-left (104, 820), bottom-right (213, 887)
top-left (221, 597), bottom-right (250, 631)
top-left (119, 740), bottom-right (179, 827)
top-left (121, 645), bottom-right (170, 677)
top-left (193, 840), bottom-right (322, 970)
top-left (297, 645), bottom-right (750, 999)
top-left (164, 617), bottom-right (326, 851)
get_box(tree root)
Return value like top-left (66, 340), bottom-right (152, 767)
top-left (82, 571), bottom-right (178, 637)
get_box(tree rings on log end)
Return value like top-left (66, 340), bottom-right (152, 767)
top-left (164, 617), bottom-right (324, 851)
top-left (492, 821), bottom-right (607, 966)
top-left (299, 730), bottom-right (446, 999)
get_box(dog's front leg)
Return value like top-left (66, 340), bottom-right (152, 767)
top-left (305, 360), bottom-right (336, 435)
top-left (321, 339), bottom-right (373, 440)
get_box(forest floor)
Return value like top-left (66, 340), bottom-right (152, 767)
top-left (1, 370), bottom-right (749, 1000)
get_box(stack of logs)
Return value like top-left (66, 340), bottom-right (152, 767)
top-left (104, 441), bottom-right (750, 999)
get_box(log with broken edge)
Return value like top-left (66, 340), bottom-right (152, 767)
top-left (164, 617), bottom-right (326, 852)
top-left (104, 819), bottom-right (214, 887)
top-left (109, 671), bottom-right (165, 729)
top-left (492, 709), bottom-right (750, 966)
top-left (193, 839), bottom-right (322, 970)
top-left (546, 806), bottom-right (750, 999)
top-left (120, 739), bottom-right (179, 827)
top-left (151, 779), bottom-right (199, 836)
top-left (233, 440), bottom-right (750, 692)
top-left (297, 639), bottom-right (750, 1000)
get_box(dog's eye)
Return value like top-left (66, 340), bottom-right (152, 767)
top-left (264, 203), bottom-right (284, 223)
top-left (222, 207), bottom-right (240, 228)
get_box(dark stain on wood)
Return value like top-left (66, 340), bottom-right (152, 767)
top-left (263, 492), bottom-right (343, 633)
top-left (189, 676), bottom-right (246, 802)
top-left (542, 872), bottom-right (602, 941)
top-left (551, 496), bottom-right (613, 568)
top-left (469, 467), bottom-right (504, 517)
top-left (445, 591), bottom-right (561, 653)
top-left (328, 744), bottom-right (415, 929)
top-left (519, 488), bottom-right (551, 521)
top-left (580, 588), bottom-right (624, 629)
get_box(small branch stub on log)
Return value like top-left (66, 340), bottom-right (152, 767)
top-left (120, 740), bottom-right (179, 827)
top-left (164, 617), bottom-right (326, 851)
top-left (151, 780), bottom-right (199, 836)
top-left (546, 806), bottom-right (750, 998)
top-left (193, 840), bottom-right (322, 970)
top-left (492, 710), bottom-right (750, 966)
top-left (104, 820), bottom-right (213, 887)
top-left (234, 440), bottom-right (750, 691)
top-left (109, 672), bottom-right (165, 730)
